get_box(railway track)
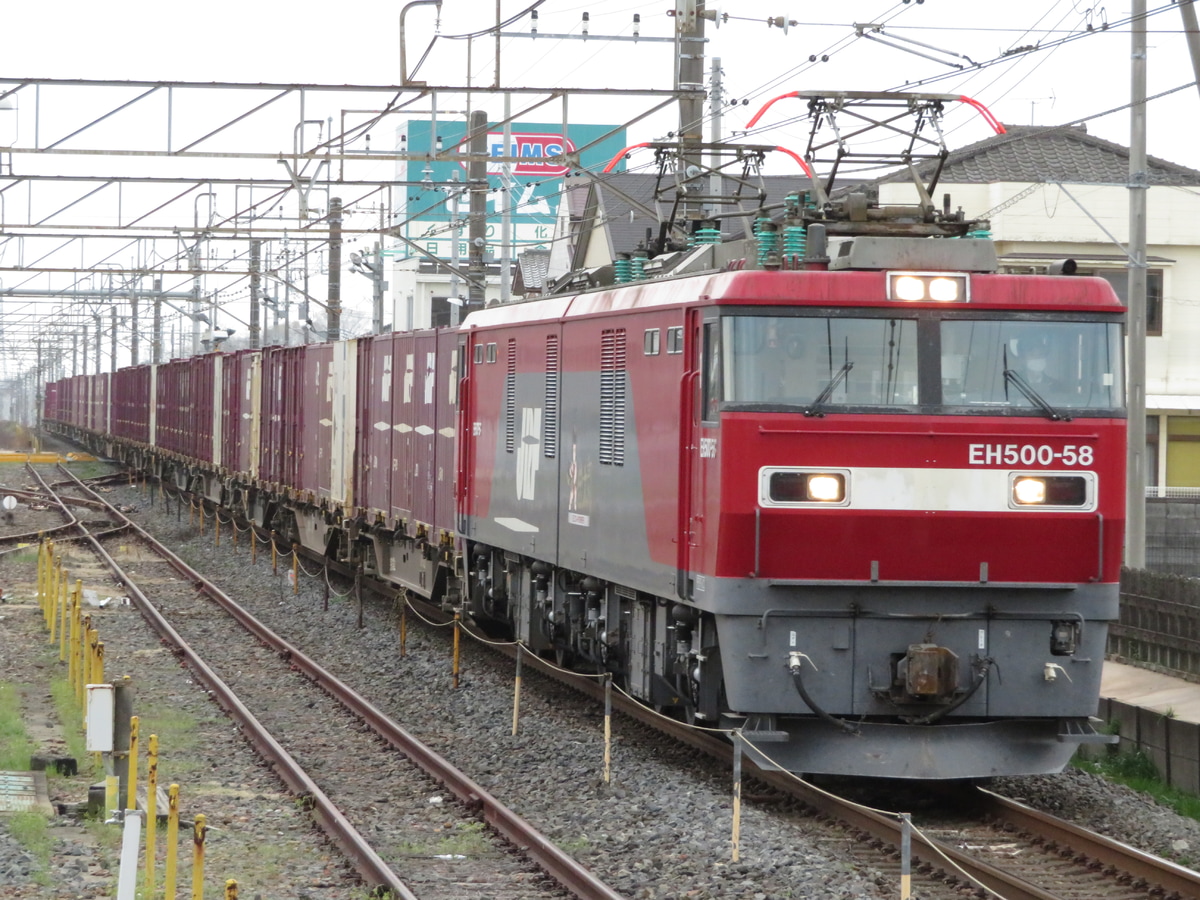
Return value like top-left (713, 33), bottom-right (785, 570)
top-left (32, 464), bottom-right (624, 900)
top-left (38, 462), bottom-right (1200, 900)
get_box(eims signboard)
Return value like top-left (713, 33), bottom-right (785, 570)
top-left (396, 120), bottom-right (627, 261)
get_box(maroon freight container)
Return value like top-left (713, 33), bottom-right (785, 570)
top-left (112, 365), bottom-right (151, 444)
top-left (156, 355), bottom-right (217, 463)
top-left (299, 343), bottom-right (334, 497)
top-left (356, 334), bottom-right (394, 520)
top-left (389, 331), bottom-right (415, 527)
top-left (220, 349), bottom-right (260, 477)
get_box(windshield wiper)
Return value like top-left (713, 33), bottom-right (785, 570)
top-left (1003, 368), bottom-right (1071, 422)
top-left (804, 361), bottom-right (854, 417)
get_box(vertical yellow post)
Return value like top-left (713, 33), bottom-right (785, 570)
top-left (292, 545), bottom-right (299, 595)
top-left (72, 581), bottom-right (83, 689)
top-left (94, 642), bottom-right (104, 690)
top-left (49, 553), bottom-right (60, 633)
top-left (512, 644), bottom-right (522, 736)
top-left (731, 734), bottom-right (742, 863)
top-left (603, 675), bottom-right (612, 784)
top-left (164, 784), bottom-right (180, 900)
top-left (251, 529), bottom-right (257, 565)
top-left (105, 774), bottom-right (119, 820)
top-left (127, 716), bottom-right (139, 812)
top-left (224, 880), bottom-right (238, 899)
top-left (215, 515), bottom-right (221, 547)
top-left (67, 587), bottom-right (78, 686)
top-left (81, 618), bottom-right (92, 686)
top-left (37, 541), bottom-right (46, 619)
top-left (48, 560), bottom-right (60, 646)
top-left (146, 734), bottom-right (159, 892)
top-left (452, 611), bottom-right (461, 690)
top-left (58, 571), bottom-right (69, 660)
top-left (199, 503), bottom-right (205, 535)
top-left (36, 542), bottom-right (46, 619)
top-left (192, 813), bottom-right (207, 900)
top-left (271, 532), bottom-right (277, 575)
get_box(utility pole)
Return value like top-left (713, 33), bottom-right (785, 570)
top-left (189, 242), bottom-right (202, 356)
top-left (500, 96), bottom-right (512, 304)
top-left (467, 109), bottom-right (488, 314)
top-left (1180, 0), bottom-right (1200, 105)
top-left (1126, 0), bottom-right (1148, 568)
top-left (327, 197), bottom-right (343, 341)
top-left (249, 240), bottom-right (262, 349)
top-left (708, 57), bottom-right (723, 219)
top-left (152, 278), bottom-right (162, 364)
top-left (109, 306), bottom-right (117, 372)
top-left (130, 286), bottom-right (139, 366)
top-left (93, 314), bottom-right (101, 375)
top-left (675, 0), bottom-right (707, 230)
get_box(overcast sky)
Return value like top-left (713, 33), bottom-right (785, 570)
top-left (5, 1), bottom-right (1197, 167)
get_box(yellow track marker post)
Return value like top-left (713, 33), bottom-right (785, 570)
top-left (37, 541), bottom-right (46, 619)
top-left (603, 675), bottom-right (612, 784)
top-left (192, 813), bottom-right (207, 900)
top-left (146, 734), bottom-right (159, 892)
top-left (512, 644), bottom-right (522, 736)
top-left (48, 559), bottom-right (60, 646)
top-left (164, 784), bottom-right (180, 900)
top-left (292, 545), bottom-right (299, 595)
top-left (251, 529), bottom-right (257, 565)
top-left (199, 503), bottom-right (205, 535)
top-left (224, 880), bottom-right (238, 899)
top-left (271, 532), bottom-right (277, 575)
top-left (58, 571), bottom-right (69, 660)
top-left (452, 611), bottom-right (461, 690)
top-left (127, 716), bottom-right (139, 812)
top-left (731, 733), bottom-right (743, 862)
top-left (67, 587), bottom-right (78, 687)
top-left (94, 641), bottom-right (104, 687)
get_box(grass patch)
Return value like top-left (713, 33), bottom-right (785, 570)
top-left (49, 676), bottom-right (94, 775)
top-left (0, 682), bottom-right (38, 769)
top-left (7, 811), bottom-right (53, 884)
top-left (64, 460), bottom-right (118, 481)
top-left (397, 821), bottom-right (495, 858)
top-left (1075, 749), bottom-right (1200, 821)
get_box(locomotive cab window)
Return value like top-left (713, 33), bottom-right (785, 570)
top-left (940, 319), bottom-right (1124, 413)
top-left (718, 314), bottom-right (919, 411)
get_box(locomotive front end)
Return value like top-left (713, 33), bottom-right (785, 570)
top-left (684, 238), bottom-right (1126, 778)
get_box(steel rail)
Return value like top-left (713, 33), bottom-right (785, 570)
top-left (29, 466), bottom-right (420, 899)
top-left (978, 787), bottom-right (1200, 898)
top-left (56, 467), bottom-right (626, 900)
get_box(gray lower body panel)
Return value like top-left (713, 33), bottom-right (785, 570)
top-left (736, 717), bottom-right (1109, 780)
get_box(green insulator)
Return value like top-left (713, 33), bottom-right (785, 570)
top-left (614, 254), bottom-right (632, 283)
top-left (691, 226), bottom-right (722, 246)
top-left (782, 224), bottom-right (807, 256)
top-left (631, 253), bottom-right (647, 280)
top-left (965, 228), bottom-right (993, 240)
top-left (754, 217), bottom-right (779, 267)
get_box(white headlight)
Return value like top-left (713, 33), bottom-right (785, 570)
top-left (1013, 477), bottom-right (1046, 505)
top-left (928, 277), bottom-right (959, 302)
top-left (893, 275), bottom-right (925, 301)
top-left (807, 474), bottom-right (845, 502)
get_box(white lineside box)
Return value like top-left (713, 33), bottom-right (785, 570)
top-left (86, 683), bottom-right (115, 753)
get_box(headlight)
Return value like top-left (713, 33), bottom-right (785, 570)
top-left (764, 469), bottom-right (848, 505)
top-left (1011, 474), bottom-right (1089, 508)
top-left (887, 271), bottom-right (969, 302)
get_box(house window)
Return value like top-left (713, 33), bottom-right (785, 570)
top-left (1167, 416), bottom-right (1200, 487)
top-left (1082, 268), bottom-right (1163, 336)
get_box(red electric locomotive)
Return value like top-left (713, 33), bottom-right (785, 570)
top-left (456, 218), bottom-right (1125, 778)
